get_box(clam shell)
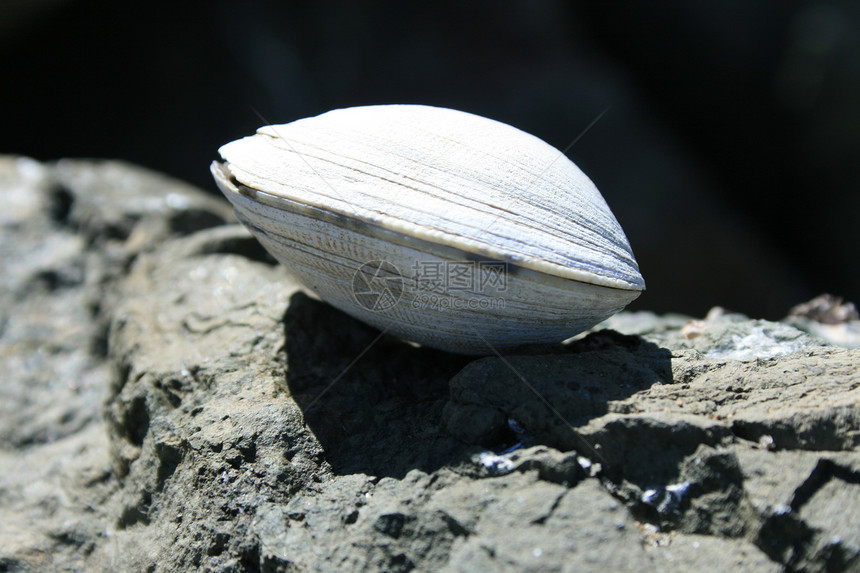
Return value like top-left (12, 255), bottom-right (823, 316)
top-left (212, 105), bottom-right (644, 354)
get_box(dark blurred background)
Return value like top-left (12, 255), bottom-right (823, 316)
top-left (2, 0), bottom-right (858, 319)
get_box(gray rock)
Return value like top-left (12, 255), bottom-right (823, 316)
top-left (1, 156), bottom-right (858, 572)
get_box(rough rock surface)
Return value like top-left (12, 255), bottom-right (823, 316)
top-left (1, 155), bottom-right (858, 572)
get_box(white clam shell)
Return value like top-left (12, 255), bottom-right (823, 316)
top-left (212, 105), bottom-right (644, 354)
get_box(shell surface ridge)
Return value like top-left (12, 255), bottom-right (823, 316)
top-left (221, 168), bottom-right (642, 290)
top-left (220, 115), bottom-right (643, 289)
top-left (226, 183), bottom-right (642, 293)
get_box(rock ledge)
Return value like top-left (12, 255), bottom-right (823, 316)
top-left (1, 157), bottom-right (858, 572)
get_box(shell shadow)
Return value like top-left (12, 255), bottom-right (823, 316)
top-left (283, 292), bottom-right (473, 478)
top-left (283, 292), bottom-right (673, 480)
